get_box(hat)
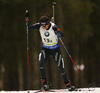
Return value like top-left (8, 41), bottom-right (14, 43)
top-left (40, 14), bottom-right (50, 26)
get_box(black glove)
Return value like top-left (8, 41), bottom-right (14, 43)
top-left (25, 10), bottom-right (29, 21)
top-left (53, 25), bottom-right (64, 37)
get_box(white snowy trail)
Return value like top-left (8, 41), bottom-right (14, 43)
top-left (0, 88), bottom-right (100, 93)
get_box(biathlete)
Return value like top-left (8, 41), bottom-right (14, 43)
top-left (25, 13), bottom-right (75, 91)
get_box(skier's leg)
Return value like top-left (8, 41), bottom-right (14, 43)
top-left (52, 48), bottom-right (68, 83)
top-left (39, 49), bottom-right (49, 86)
top-left (53, 48), bottom-right (75, 91)
top-left (54, 52), bottom-right (69, 84)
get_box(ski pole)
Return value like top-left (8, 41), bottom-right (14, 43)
top-left (51, 2), bottom-right (90, 89)
top-left (51, 2), bottom-right (56, 23)
top-left (56, 33), bottom-right (90, 89)
top-left (25, 10), bottom-right (29, 71)
top-left (25, 10), bottom-right (30, 93)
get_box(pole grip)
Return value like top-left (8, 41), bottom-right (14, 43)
top-left (52, 2), bottom-right (56, 5)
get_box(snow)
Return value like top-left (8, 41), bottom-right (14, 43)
top-left (0, 88), bottom-right (100, 93)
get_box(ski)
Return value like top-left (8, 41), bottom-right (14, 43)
top-left (77, 88), bottom-right (95, 91)
top-left (34, 90), bottom-right (56, 93)
top-left (58, 88), bottom-right (95, 92)
top-left (34, 88), bottom-right (95, 93)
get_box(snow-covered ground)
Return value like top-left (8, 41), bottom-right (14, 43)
top-left (0, 88), bottom-right (100, 93)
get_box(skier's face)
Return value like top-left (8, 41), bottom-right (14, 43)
top-left (42, 25), bottom-right (48, 29)
top-left (41, 22), bottom-right (49, 29)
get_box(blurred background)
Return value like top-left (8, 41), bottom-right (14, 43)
top-left (0, 0), bottom-right (100, 91)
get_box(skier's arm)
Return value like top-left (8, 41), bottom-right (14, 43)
top-left (53, 25), bottom-right (64, 37)
top-left (29, 23), bottom-right (41, 30)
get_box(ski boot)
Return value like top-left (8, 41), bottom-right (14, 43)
top-left (40, 84), bottom-right (49, 91)
top-left (66, 83), bottom-right (76, 91)
top-left (41, 78), bottom-right (49, 91)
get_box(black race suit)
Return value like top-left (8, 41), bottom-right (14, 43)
top-left (29, 22), bottom-right (69, 84)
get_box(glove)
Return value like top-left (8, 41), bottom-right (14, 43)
top-left (53, 25), bottom-right (64, 37)
top-left (25, 10), bottom-right (29, 21)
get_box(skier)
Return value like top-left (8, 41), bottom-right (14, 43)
top-left (25, 13), bottom-right (75, 91)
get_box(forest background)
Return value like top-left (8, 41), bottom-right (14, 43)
top-left (0, 0), bottom-right (100, 91)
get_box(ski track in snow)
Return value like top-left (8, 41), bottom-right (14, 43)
top-left (0, 88), bottom-right (100, 93)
